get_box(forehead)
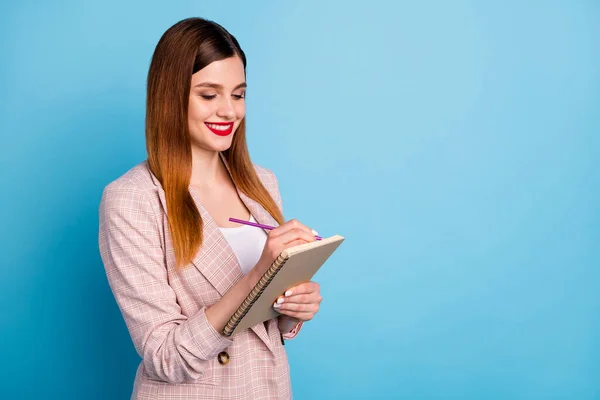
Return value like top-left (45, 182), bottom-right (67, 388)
top-left (191, 56), bottom-right (245, 87)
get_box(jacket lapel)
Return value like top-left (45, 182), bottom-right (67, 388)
top-left (145, 156), bottom-right (277, 353)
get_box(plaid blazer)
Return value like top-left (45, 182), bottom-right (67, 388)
top-left (98, 154), bottom-right (302, 399)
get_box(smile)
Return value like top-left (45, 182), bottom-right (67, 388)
top-left (205, 122), bottom-right (234, 136)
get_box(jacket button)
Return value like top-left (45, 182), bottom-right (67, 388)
top-left (217, 351), bottom-right (229, 365)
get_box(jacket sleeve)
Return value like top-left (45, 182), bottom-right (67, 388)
top-left (266, 170), bottom-right (304, 340)
top-left (98, 181), bottom-right (233, 384)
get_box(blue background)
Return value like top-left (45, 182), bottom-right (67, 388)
top-left (1, 1), bottom-right (598, 399)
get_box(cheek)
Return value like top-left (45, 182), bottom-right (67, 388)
top-left (235, 102), bottom-right (246, 118)
top-left (188, 97), bottom-right (214, 121)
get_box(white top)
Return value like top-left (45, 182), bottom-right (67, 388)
top-left (219, 214), bottom-right (268, 276)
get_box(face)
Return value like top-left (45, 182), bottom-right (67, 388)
top-left (188, 56), bottom-right (246, 155)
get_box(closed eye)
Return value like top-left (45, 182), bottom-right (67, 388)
top-left (200, 94), bottom-right (245, 100)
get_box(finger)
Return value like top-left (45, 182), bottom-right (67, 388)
top-left (275, 228), bottom-right (316, 247)
top-left (270, 219), bottom-right (314, 238)
top-left (275, 309), bottom-right (316, 321)
top-left (283, 219), bottom-right (313, 234)
top-left (277, 293), bottom-right (322, 305)
top-left (274, 301), bottom-right (319, 312)
top-left (269, 219), bottom-right (303, 237)
top-left (283, 281), bottom-right (320, 296)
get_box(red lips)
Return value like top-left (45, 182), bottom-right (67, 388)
top-left (205, 122), bottom-right (234, 136)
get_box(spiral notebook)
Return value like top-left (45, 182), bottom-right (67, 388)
top-left (222, 234), bottom-right (345, 337)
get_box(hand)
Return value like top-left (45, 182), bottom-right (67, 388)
top-left (273, 281), bottom-right (322, 321)
top-left (252, 219), bottom-right (317, 277)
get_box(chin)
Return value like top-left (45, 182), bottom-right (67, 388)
top-left (211, 136), bottom-right (235, 152)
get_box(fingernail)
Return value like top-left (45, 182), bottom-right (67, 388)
top-left (285, 290), bottom-right (292, 297)
top-left (312, 229), bottom-right (319, 236)
top-left (273, 302), bottom-right (281, 308)
top-left (277, 297), bottom-right (285, 304)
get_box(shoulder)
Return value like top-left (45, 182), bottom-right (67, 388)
top-left (100, 161), bottom-right (159, 213)
top-left (252, 163), bottom-right (275, 179)
top-left (252, 163), bottom-right (279, 191)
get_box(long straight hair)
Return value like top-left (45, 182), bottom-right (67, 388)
top-left (145, 17), bottom-right (284, 269)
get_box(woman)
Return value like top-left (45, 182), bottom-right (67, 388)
top-left (99, 17), bottom-right (322, 399)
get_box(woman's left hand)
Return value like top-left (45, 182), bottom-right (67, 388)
top-left (273, 281), bottom-right (322, 321)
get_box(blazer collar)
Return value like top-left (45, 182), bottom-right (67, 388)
top-left (146, 153), bottom-right (279, 351)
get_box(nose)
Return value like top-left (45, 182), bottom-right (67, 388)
top-left (216, 97), bottom-right (236, 120)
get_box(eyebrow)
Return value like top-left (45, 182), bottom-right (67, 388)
top-left (194, 82), bottom-right (247, 90)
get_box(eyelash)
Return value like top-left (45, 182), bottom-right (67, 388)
top-left (201, 94), bottom-right (245, 100)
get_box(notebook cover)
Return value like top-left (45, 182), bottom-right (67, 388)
top-left (223, 234), bottom-right (345, 336)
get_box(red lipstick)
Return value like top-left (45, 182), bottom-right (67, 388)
top-left (205, 122), bottom-right (234, 136)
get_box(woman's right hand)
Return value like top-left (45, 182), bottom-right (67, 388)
top-left (252, 219), bottom-right (318, 277)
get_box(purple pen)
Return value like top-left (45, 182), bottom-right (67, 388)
top-left (228, 217), bottom-right (322, 240)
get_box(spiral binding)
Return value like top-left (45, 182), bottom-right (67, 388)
top-left (223, 253), bottom-right (290, 336)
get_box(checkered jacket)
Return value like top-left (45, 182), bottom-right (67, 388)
top-left (98, 155), bottom-right (302, 399)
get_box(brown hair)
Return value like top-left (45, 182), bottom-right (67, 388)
top-left (145, 17), bottom-right (284, 269)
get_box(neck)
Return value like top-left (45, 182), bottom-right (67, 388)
top-left (189, 147), bottom-right (228, 189)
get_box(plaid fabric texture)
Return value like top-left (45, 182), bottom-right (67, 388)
top-left (99, 155), bottom-right (302, 399)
